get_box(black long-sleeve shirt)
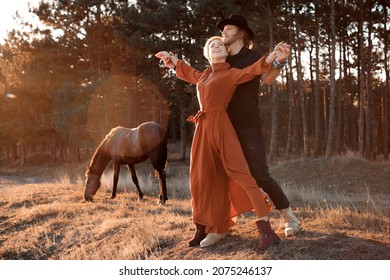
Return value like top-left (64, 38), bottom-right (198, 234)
top-left (226, 46), bottom-right (263, 130)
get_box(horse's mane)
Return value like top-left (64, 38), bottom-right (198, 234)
top-left (85, 148), bottom-right (104, 176)
top-left (106, 126), bottom-right (122, 138)
top-left (85, 130), bottom-right (116, 176)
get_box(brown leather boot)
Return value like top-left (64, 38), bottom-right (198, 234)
top-left (188, 223), bottom-right (207, 247)
top-left (256, 220), bottom-right (281, 253)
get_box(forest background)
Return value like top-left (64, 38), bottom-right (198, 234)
top-left (0, 0), bottom-right (389, 164)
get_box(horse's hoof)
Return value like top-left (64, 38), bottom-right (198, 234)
top-left (157, 200), bottom-right (166, 206)
top-left (84, 195), bottom-right (94, 202)
top-left (110, 196), bottom-right (116, 199)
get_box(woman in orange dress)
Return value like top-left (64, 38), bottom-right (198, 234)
top-left (157, 36), bottom-right (282, 253)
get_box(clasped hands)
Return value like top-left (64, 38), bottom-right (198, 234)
top-left (266, 41), bottom-right (290, 65)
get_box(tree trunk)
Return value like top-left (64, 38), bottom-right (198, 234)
top-left (294, 28), bottom-right (309, 157)
top-left (365, 14), bottom-right (375, 159)
top-left (383, 4), bottom-right (389, 159)
top-left (342, 35), bottom-right (350, 153)
top-left (267, 0), bottom-right (279, 161)
top-left (286, 64), bottom-right (294, 160)
top-left (358, 0), bottom-right (366, 156)
top-left (285, 0), bottom-right (294, 160)
top-left (336, 40), bottom-right (343, 155)
top-left (21, 141), bottom-right (26, 166)
top-left (314, 8), bottom-right (321, 157)
top-left (326, 0), bottom-right (337, 158)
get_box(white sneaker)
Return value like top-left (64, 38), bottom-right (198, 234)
top-left (280, 207), bottom-right (300, 237)
top-left (200, 233), bottom-right (227, 247)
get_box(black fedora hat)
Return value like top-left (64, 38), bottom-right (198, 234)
top-left (217, 15), bottom-right (254, 39)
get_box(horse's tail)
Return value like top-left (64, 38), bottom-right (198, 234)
top-left (155, 129), bottom-right (168, 171)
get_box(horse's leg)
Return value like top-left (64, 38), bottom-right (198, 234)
top-left (149, 140), bottom-right (168, 205)
top-left (127, 164), bottom-right (143, 201)
top-left (150, 156), bottom-right (167, 205)
top-left (111, 162), bottom-right (121, 199)
top-left (155, 168), bottom-right (167, 205)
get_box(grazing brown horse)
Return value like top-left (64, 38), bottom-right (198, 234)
top-left (84, 121), bottom-right (168, 205)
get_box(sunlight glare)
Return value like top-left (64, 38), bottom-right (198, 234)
top-left (0, 0), bottom-right (42, 44)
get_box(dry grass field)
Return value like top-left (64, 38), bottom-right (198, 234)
top-left (0, 148), bottom-right (389, 260)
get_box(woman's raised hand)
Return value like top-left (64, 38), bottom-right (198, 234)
top-left (155, 51), bottom-right (178, 69)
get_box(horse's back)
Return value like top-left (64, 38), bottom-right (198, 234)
top-left (138, 121), bottom-right (165, 141)
top-left (104, 122), bottom-right (166, 157)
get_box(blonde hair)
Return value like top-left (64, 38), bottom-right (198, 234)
top-left (203, 36), bottom-right (227, 63)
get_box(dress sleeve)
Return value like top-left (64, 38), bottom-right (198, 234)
top-left (231, 54), bottom-right (273, 85)
top-left (175, 60), bottom-right (203, 85)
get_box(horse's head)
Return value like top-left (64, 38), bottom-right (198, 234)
top-left (84, 168), bottom-right (101, 201)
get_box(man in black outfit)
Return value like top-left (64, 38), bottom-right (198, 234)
top-left (217, 15), bottom-right (300, 237)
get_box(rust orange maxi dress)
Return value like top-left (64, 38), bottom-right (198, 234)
top-left (176, 55), bottom-right (273, 234)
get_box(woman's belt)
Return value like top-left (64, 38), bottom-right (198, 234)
top-left (187, 106), bottom-right (225, 123)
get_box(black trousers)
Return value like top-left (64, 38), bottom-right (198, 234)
top-left (235, 127), bottom-right (290, 210)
